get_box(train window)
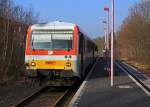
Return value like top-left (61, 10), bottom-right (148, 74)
top-left (31, 30), bottom-right (73, 50)
top-left (79, 33), bottom-right (84, 54)
top-left (52, 34), bottom-right (73, 50)
top-left (95, 46), bottom-right (98, 51)
top-left (31, 32), bottom-right (52, 50)
top-left (86, 40), bottom-right (93, 52)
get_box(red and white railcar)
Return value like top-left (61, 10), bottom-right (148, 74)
top-left (25, 21), bottom-right (97, 82)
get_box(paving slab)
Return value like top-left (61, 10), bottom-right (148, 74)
top-left (70, 58), bottom-right (150, 107)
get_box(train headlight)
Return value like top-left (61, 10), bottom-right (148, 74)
top-left (65, 55), bottom-right (72, 59)
top-left (31, 62), bottom-right (36, 66)
top-left (66, 62), bottom-right (71, 67)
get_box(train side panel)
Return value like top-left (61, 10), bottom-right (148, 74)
top-left (77, 30), bottom-right (97, 78)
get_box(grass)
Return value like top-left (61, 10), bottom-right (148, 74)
top-left (125, 60), bottom-right (150, 77)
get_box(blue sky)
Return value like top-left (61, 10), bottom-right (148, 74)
top-left (13, 0), bottom-right (140, 38)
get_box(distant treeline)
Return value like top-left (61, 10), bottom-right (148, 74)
top-left (94, 37), bottom-right (105, 56)
top-left (0, 0), bottom-right (39, 83)
top-left (116, 0), bottom-right (150, 66)
top-left (94, 0), bottom-right (150, 68)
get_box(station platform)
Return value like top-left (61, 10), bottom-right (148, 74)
top-left (69, 58), bottom-right (150, 107)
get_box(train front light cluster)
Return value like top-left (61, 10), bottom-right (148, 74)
top-left (65, 55), bottom-right (72, 59)
top-left (66, 62), bottom-right (71, 67)
top-left (31, 62), bottom-right (36, 66)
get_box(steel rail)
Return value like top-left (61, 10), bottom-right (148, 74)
top-left (12, 86), bottom-right (49, 107)
top-left (116, 61), bottom-right (150, 93)
top-left (11, 83), bottom-right (79, 107)
top-left (52, 81), bottom-right (81, 107)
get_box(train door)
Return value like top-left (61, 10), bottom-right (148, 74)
top-left (79, 33), bottom-right (85, 79)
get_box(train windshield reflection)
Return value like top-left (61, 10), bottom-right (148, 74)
top-left (31, 30), bottom-right (73, 50)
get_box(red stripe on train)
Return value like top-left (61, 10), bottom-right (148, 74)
top-left (25, 26), bottom-right (79, 55)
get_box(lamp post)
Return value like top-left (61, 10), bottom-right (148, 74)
top-left (111, 0), bottom-right (115, 87)
top-left (104, 6), bottom-right (110, 76)
top-left (104, 7), bottom-right (109, 51)
top-left (102, 19), bottom-right (107, 51)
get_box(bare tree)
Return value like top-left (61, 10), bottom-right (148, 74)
top-left (0, 0), bottom-right (39, 83)
top-left (117, 0), bottom-right (150, 67)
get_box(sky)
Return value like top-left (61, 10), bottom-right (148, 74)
top-left (13, 0), bottom-right (140, 38)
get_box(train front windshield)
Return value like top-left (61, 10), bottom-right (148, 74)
top-left (31, 30), bottom-right (73, 50)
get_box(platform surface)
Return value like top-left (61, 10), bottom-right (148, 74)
top-left (71, 59), bottom-right (150, 107)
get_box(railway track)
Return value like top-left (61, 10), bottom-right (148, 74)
top-left (116, 61), bottom-right (150, 94)
top-left (12, 81), bottom-right (81, 107)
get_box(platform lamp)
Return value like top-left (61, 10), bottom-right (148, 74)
top-left (111, 0), bottom-right (115, 87)
top-left (102, 19), bottom-right (107, 51)
top-left (104, 6), bottom-right (109, 53)
top-left (104, 6), bottom-right (110, 78)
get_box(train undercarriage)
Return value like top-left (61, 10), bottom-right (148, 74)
top-left (25, 69), bottom-right (80, 86)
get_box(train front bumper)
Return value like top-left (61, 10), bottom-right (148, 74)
top-left (25, 60), bottom-right (76, 77)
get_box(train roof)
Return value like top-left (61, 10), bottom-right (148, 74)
top-left (31, 21), bottom-right (76, 30)
top-left (78, 27), bottom-right (96, 45)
